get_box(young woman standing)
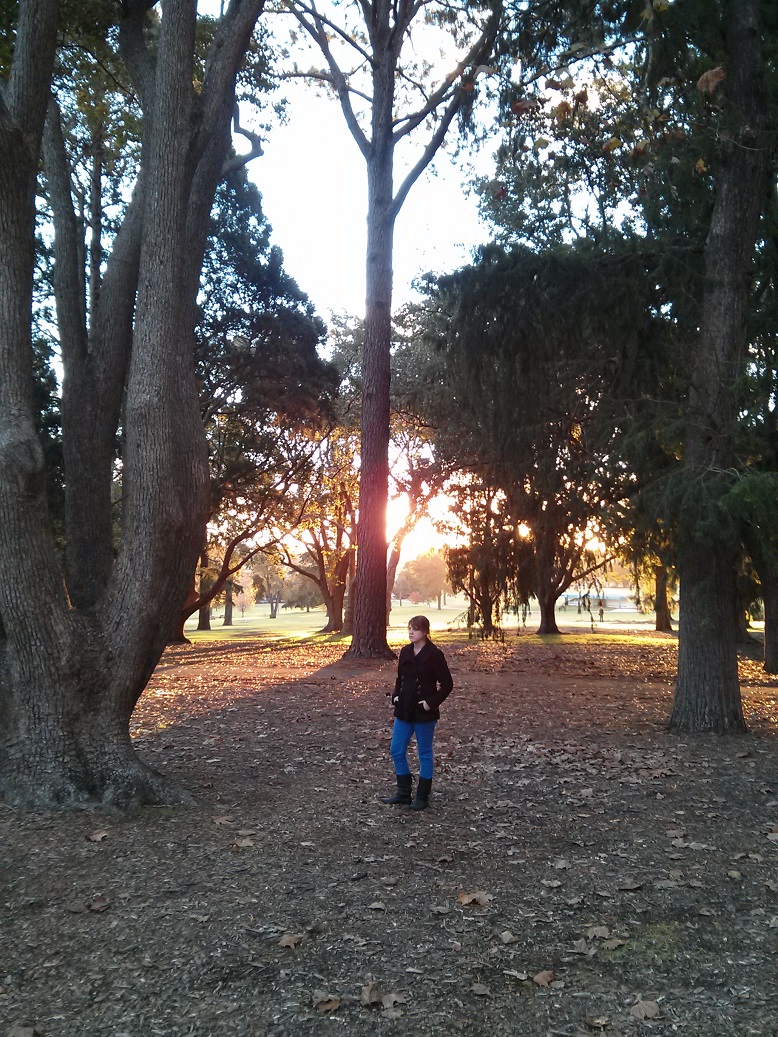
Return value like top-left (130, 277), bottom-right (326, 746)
top-left (381, 615), bottom-right (453, 811)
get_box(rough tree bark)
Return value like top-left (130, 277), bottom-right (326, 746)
top-left (670, 0), bottom-right (769, 733)
top-left (0, 0), bottom-right (265, 807)
top-left (654, 565), bottom-right (673, 633)
top-left (743, 524), bottom-right (778, 673)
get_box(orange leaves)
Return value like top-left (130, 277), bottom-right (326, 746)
top-left (697, 66), bottom-right (726, 94)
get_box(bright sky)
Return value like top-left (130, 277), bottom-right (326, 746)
top-left (247, 82), bottom-right (497, 564)
top-left (249, 81), bottom-right (495, 317)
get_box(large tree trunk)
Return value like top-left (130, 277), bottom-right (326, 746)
top-left (537, 592), bottom-right (561, 636)
top-left (762, 578), bottom-right (778, 675)
top-left (0, 0), bottom-right (264, 807)
top-left (223, 579), bottom-right (234, 626)
top-left (348, 140), bottom-right (395, 658)
top-left (670, 0), bottom-right (767, 734)
top-left (197, 552), bottom-right (214, 631)
top-left (743, 524), bottom-right (778, 673)
top-left (654, 565), bottom-right (673, 633)
top-left (386, 540), bottom-right (402, 627)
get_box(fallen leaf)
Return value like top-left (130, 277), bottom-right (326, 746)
top-left (232, 837), bottom-right (254, 849)
top-left (313, 993), bottom-right (341, 1013)
top-left (278, 933), bottom-right (304, 948)
top-left (585, 926), bottom-right (610, 940)
top-left (361, 981), bottom-right (383, 1006)
top-left (630, 999), bottom-right (661, 1020)
top-left (88, 897), bottom-right (111, 913)
top-left (617, 878), bottom-right (643, 891)
top-left (381, 992), bottom-right (407, 1009)
top-left (457, 891), bottom-right (495, 907)
top-left (499, 930), bottom-right (519, 945)
top-left (470, 983), bottom-right (490, 996)
top-left (533, 969), bottom-right (554, 987)
top-left (367, 901), bottom-right (386, 911)
top-left (211, 815), bottom-right (234, 826)
top-left (602, 938), bottom-right (626, 950)
top-left (585, 1017), bottom-right (610, 1030)
top-left (7, 1027), bottom-right (43, 1037)
top-left (431, 905), bottom-right (450, 915)
top-left (86, 829), bottom-right (109, 843)
top-left (64, 902), bottom-right (88, 914)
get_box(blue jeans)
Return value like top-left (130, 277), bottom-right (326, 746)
top-left (390, 719), bottom-right (437, 780)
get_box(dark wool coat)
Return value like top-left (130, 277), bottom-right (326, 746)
top-left (391, 640), bottom-right (453, 723)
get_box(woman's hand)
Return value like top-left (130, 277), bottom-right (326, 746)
top-left (419, 699), bottom-right (431, 711)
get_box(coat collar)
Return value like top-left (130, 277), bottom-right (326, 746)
top-left (410, 639), bottom-right (433, 663)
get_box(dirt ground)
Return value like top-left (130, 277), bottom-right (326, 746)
top-left (2, 631), bottom-right (777, 1037)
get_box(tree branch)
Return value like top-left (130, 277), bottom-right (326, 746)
top-left (222, 102), bottom-right (265, 174)
top-left (42, 98), bottom-right (89, 369)
top-left (390, 89), bottom-right (459, 218)
top-left (285, 1), bottom-right (372, 158)
top-left (392, 6), bottom-right (500, 142)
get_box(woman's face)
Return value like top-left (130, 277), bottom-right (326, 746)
top-left (408, 624), bottom-right (427, 645)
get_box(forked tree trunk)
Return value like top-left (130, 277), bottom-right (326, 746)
top-left (0, 0), bottom-right (264, 807)
top-left (670, 0), bottom-right (767, 734)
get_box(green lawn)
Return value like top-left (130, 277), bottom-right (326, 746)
top-left (183, 594), bottom-right (669, 644)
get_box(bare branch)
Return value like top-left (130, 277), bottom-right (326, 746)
top-left (390, 88), bottom-right (459, 218)
top-left (222, 103), bottom-right (264, 174)
top-left (281, 0), bottom-right (374, 65)
top-left (281, 69), bottom-right (374, 106)
top-left (284, 1), bottom-right (372, 157)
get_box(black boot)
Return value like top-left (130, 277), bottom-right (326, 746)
top-left (381, 773), bottom-right (413, 805)
top-left (409, 776), bottom-right (432, 811)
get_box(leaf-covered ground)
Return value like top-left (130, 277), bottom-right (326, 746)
top-left (2, 632), bottom-right (778, 1037)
